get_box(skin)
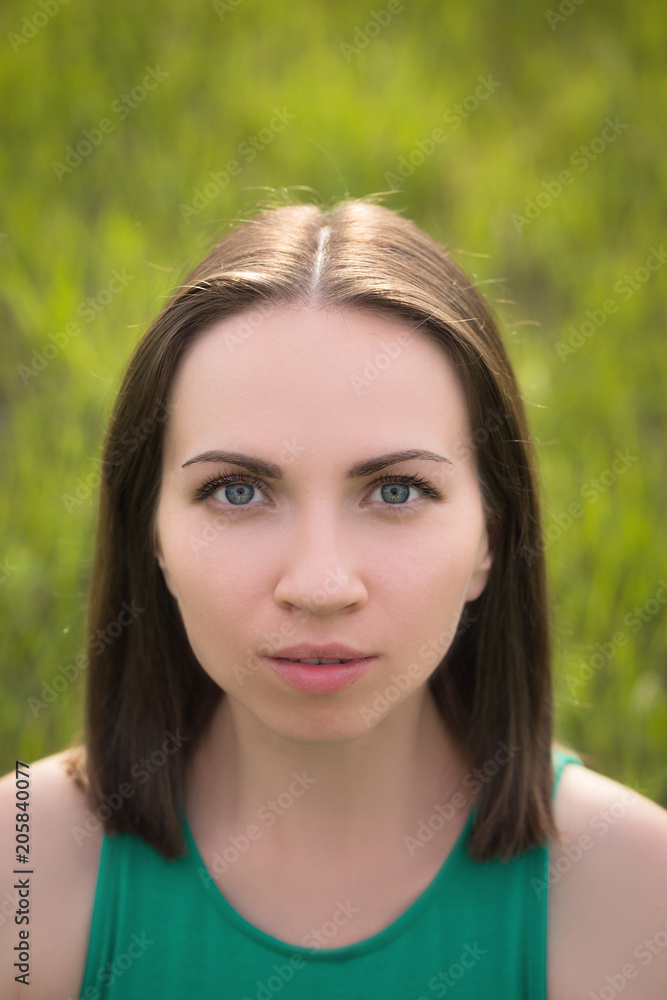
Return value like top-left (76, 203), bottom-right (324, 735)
top-left (2, 304), bottom-right (667, 998)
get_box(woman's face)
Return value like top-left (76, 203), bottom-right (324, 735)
top-left (154, 304), bottom-right (492, 743)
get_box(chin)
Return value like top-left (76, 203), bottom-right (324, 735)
top-left (252, 699), bottom-right (384, 747)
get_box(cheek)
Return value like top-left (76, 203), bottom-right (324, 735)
top-left (158, 511), bottom-right (277, 668)
top-left (386, 531), bottom-right (478, 645)
top-left (169, 535), bottom-right (260, 623)
top-left (167, 557), bottom-right (245, 681)
top-left (361, 505), bottom-right (482, 666)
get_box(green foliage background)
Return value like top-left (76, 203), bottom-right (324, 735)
top-left (1, 0), bottom-right (665, 802)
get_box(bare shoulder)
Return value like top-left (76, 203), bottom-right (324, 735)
top-left (547, 760), bottom-right (667, 1000)
top-left (0, 748), bottom-right (103, 1000)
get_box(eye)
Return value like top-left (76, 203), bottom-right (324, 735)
top-left (192, 473), bottom-right (269, 507)
top-left (367, 473), bottom-right (442, 508)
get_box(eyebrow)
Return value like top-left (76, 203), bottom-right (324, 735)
top-left (181, 449), bottom-right (454, 478)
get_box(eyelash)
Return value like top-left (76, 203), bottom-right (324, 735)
top-left (192, 471), bottom-right (443, 510)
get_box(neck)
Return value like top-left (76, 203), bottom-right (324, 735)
top-left (186, 687), bottom-right (473, 859)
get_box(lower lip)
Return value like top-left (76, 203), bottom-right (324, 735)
top-left (262, 657), bottom-right (377, 694)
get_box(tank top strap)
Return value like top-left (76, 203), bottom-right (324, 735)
top-left (551, 745), bottom-right (585, 799)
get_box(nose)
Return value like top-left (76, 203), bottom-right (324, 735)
top-left (273, 506), bottom-right (369, 616)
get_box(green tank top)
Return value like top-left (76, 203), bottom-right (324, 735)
top-left (78, 747), bottom-right (583, 999)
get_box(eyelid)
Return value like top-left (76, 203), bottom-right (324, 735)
top-left (192, 470), bottom-right (444, 507)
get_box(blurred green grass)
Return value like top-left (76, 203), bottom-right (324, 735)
top-left (1, 0), bottom-right (665, 803)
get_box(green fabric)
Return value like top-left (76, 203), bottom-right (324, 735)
top-left (78, 747), bottom-right (583, 999)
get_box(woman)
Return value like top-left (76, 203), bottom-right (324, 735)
top-left (2, 198), bottom-right (666, 999)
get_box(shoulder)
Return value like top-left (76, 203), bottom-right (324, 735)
top-left (547, 759), bottom-right (667, 1000)
top-left (0, 748), bottom-right (103, 1000)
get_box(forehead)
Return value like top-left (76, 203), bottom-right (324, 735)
top-left (163, 304), bottom-right (473, 463)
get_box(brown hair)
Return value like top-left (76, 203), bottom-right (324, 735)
top-left (69, 196), bottom-right (567, 861)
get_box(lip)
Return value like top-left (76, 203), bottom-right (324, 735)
top-left (270, 643), bottom-right (373, 660)
top-left (262, 656), bottom-right (378, 694)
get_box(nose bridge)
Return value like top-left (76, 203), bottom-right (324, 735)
top-left (275, 495), bottom-right (366, 613)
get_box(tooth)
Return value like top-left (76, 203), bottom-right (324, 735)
top-left (286, 658), bottom-right (350, 664)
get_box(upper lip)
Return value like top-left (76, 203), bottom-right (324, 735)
top-left (266, 643), bottom-right (374, 660)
